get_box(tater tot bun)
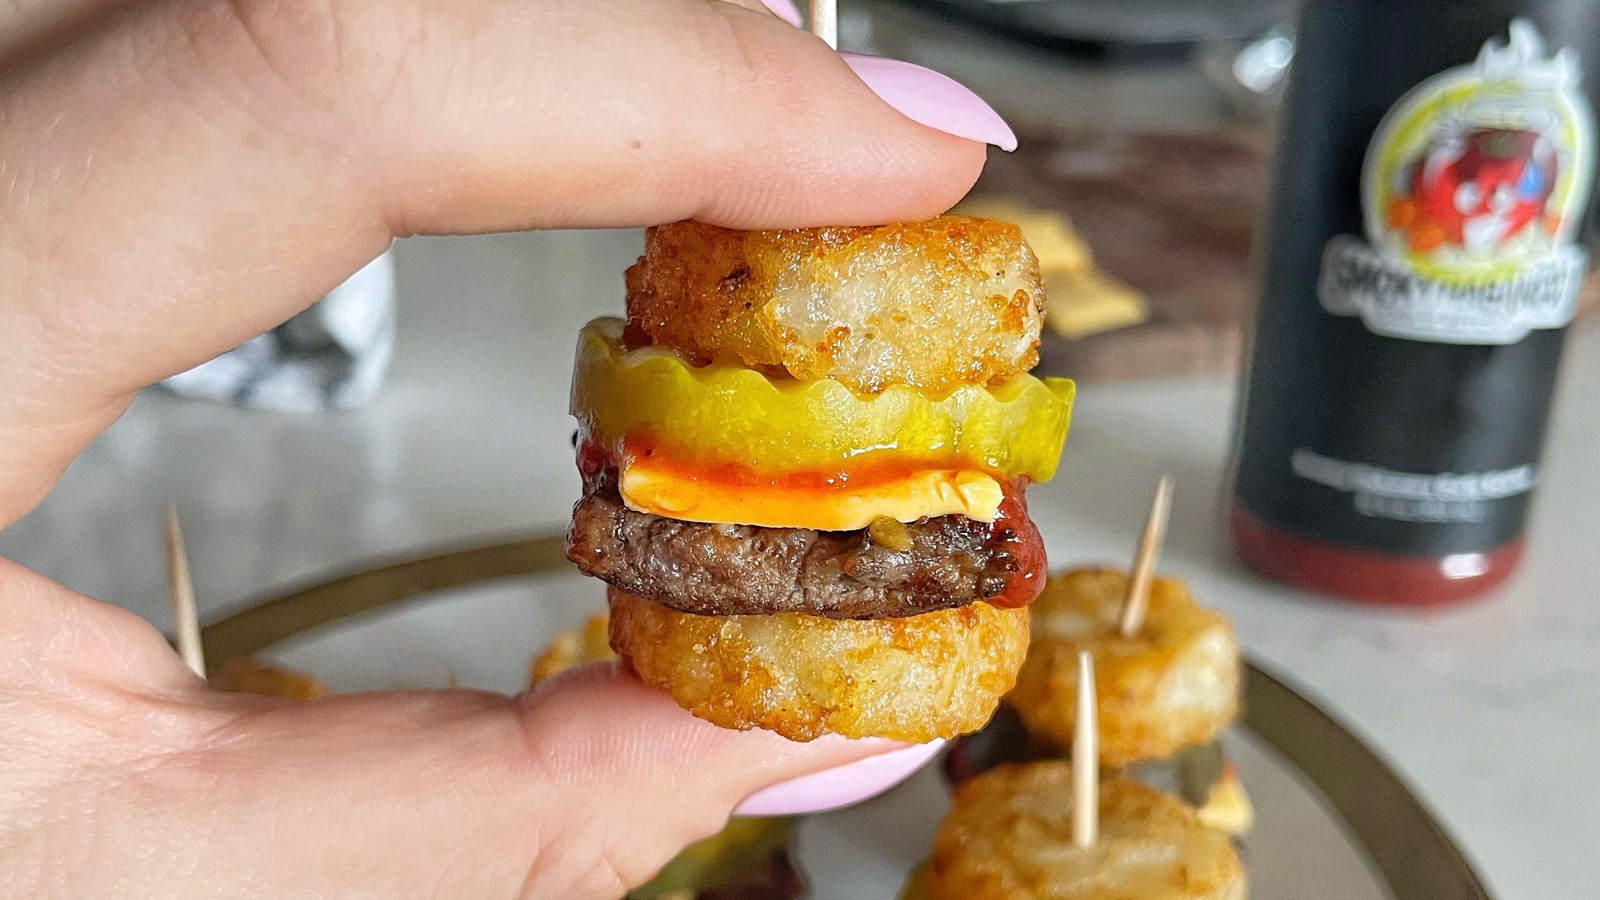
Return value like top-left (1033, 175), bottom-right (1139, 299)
top-left (607, 588), bottom-right (1030, 742)
top-left (1008, 569), bottom-right (1241, 766)
top-left (928, 764), bottom-right (1246, 900)
top-left (625, 217), bottom-right (1045, 395)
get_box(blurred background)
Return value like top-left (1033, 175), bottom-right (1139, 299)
top-left (3, 2), bottom-right (1597, 899)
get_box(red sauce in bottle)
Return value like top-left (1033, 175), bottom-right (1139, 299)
top-left (1231, 11), bottom-right (1590, 605)
top-left (1230, 505), bottom-right (1523, 607)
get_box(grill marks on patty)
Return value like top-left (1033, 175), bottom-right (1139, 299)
top-left (566, 473), bottom-right (1025, 619)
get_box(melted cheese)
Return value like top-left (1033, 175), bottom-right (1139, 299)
top-left (619, 460), bottom-right (1003, 530)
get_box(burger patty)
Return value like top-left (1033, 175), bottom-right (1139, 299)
top-left (566, 474), bottom-right (1029, 619)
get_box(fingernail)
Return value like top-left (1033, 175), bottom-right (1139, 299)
top-left (734, 739), bottom-right (945, 817)
top-left (759, 0), bottom-right (803, 27)
top-left (841, 54), bottom-right (1017, 151)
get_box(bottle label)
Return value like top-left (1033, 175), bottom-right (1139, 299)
top-left (1290, 450), bottom-right (1537, 524)
top-left (1319, 19), bottom-right (1594, 346)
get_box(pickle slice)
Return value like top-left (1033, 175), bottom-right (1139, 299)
top-left (572, 319), bottom-right (1074, 482)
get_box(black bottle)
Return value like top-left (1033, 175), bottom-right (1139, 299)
top-left (1232, 1), bottom-right (1599, 605)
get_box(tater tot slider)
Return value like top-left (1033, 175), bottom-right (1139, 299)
top-left (570, 216), bottom-right (1070, 744)
top-left (607, 588), bottom-right (1030, 743)
top-left (1007, 569), bottom-right (1241, 766)
top-left (927, 763), bottom-right (1246, 900)
top-left (625, 217), bottom-right (1045, 395)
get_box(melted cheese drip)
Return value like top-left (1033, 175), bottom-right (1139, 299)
top-left (619, 459), bottom-right (1004, 530)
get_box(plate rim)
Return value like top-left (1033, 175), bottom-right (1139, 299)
top-left (199, 533), bottom-right (1492, 900)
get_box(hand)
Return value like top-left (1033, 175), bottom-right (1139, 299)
top-left (0, 0), bottom-right (1012, 895)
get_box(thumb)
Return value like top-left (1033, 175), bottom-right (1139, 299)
top-left (139, 663), bottom-right (925, 898)
top-left (0, 559), bottom-right (930, 897)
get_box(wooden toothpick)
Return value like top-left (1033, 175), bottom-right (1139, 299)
top-left (809, 0), bottom-right (838, 50)
top-left (164, 505), bottom-right (205, 678)
top-left (1071, 650), bottom-right (1099, 849)
top-left (1117, 475), bottom-right (1173, 638)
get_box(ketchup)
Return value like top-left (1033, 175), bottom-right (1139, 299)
top-left (1232, 6), bottom-right (1597, 605)
top-left (618, 435), bottom-right (968, 496)
top-left (575, 436), bottom-right (609, 487)
top-left (989, 485), bottom-right (1047, 609)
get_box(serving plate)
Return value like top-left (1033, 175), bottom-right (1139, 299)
top-left (200, 535), bottom-right (1490, 900)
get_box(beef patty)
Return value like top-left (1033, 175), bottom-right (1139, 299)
top-left (566, 473), bottom-right (1033, 619)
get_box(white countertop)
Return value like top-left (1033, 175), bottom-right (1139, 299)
top-left (4, 228), bottom-right (1597, 900)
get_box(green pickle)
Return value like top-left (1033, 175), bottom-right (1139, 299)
top-left (573, 319), bottom-right (1074, 480)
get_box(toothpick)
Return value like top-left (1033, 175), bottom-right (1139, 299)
top-left (809, 0), bottom-right (837, 50)
top-left (164, 505), bottom-right (205, 678)
top-left (1117, 475), bottom-right (1173, 638)
top-left (1071, 650), bottom-right (1098, 849)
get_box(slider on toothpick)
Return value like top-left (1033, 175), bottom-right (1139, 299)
top-left (916, 648), bottom-right (1247, 899)
top-left (945, 478), bottom-right (1254, 835)
top-left (568, 216), bottom-right (1072, 744)
top-left (1006, 479), bottom-right (1241, 769)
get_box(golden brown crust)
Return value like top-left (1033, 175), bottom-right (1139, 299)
top-left (625, 218), bottom-right (1045, 395)
top-left (607, 588), bottom-right (1030, 742)
top-left (1007, 569), bottom-right (1241, 766)
top-left (529, 613), bottom-right (614, 687)
top-left (928, 765), bottom-right (1246, 900)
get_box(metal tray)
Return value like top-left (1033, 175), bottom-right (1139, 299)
top-left (201, 534), bottom-right (1490, 900)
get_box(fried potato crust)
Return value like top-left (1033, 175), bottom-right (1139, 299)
top-left (607, 588), bottom-right (1030, 742)
top-left (625, 218), bottom-right (1045, 395)
top-left (928, 765), bottom-right (1246, 900)
top-left (1008, 569), bottom-right (1240, 766)
top-left (529, 613), bottom-right (614, 687)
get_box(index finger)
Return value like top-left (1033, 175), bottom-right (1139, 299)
top-left (0, 0), bottom-right (1007, 527)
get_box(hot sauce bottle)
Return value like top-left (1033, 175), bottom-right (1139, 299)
top-left (1232, 3), bottom-right (1599, 605)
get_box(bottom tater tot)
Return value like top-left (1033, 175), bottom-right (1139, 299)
top-left (1008, 568), bottom-right (1241, 766)
top-left (607, 588), bottom-right (1030, 742)
top-left (928, 763), bottom-right (1246, 900)
top-left (529, 613), bottom-right (614, 687)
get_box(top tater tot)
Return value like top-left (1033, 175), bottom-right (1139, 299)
top-left (625, 218), bottom-right (1045, 395)
top-left (1007, 569), bottom-right (1241, 767)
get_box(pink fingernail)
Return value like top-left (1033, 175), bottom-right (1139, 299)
top-left (841, 54), bottom-right (1017, 151)
top-left (759, 0), bottom-right (803, 27)
top-left (734, 739), bottom-right (945, 817)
